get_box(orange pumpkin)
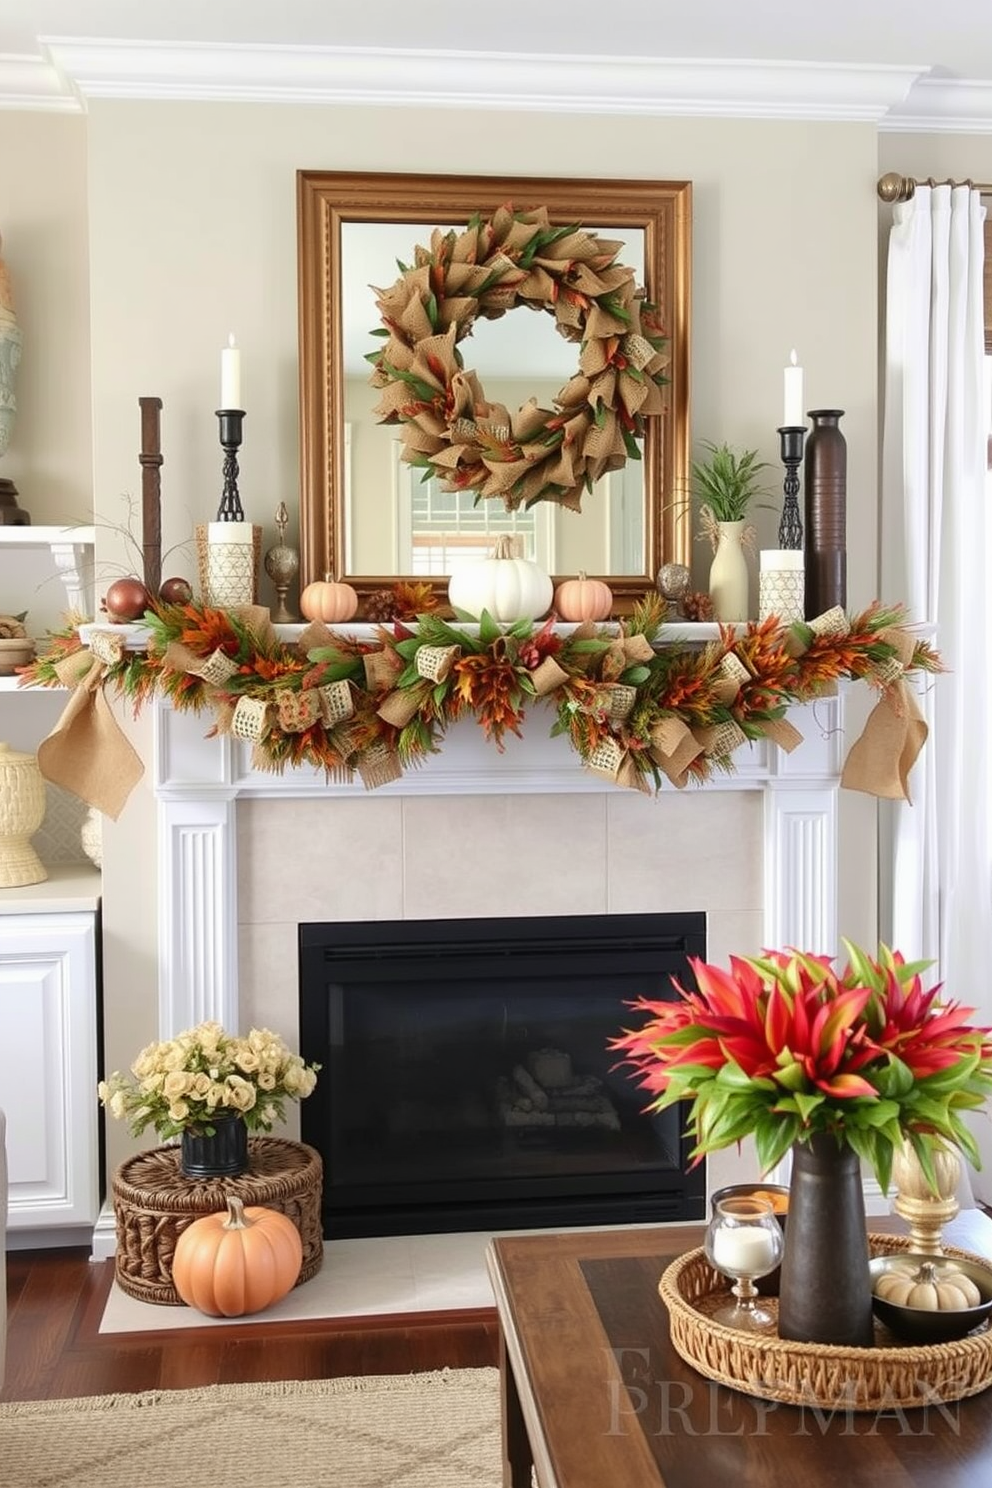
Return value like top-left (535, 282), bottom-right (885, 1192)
top-left (299, 573), bottom-right (359, 624)
top-left (171, 1196), bottom-right (303, 1317)
top-left (553, 572), bottom-right (614, 622)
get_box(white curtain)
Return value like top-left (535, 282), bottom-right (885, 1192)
top-left (880, 183), bottom-right (992, 1192)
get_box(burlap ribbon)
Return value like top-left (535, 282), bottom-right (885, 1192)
top-left (529, 656), bottom-right (570, 697)
top-left (377, 642), bottom-right (461, 726)
top-left (36, 632), bottom-right (145, 819)
top-left (601, 630), bottom-right (656, 681)
top-left (357, 740), bottom-right (403, 790)
top-left (841, 678), bottom-right (928, 801)
top-left (711, 650), bottom-right (804, 756)
top-left (585, 735), bottom-right (651, 793)
top-left (648, 716), bottom-right (704, 789)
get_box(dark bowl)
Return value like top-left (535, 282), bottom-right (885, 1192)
top-left (870, 1253), bottom-right (992, 1344)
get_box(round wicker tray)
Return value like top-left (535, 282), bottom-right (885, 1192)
top-left (659, 1233), bottom-right (992, 1410)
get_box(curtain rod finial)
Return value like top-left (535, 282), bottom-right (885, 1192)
top-left (878, 172), bottom-right (914, 204)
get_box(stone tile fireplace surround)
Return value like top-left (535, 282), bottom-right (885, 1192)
top-left (138, 691), bottom-right (846, 1224)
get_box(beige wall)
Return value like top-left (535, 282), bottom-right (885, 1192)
top-left (4, 101), bottom-right (885, 1177)
top-left (0, 113), bottom-right (91, 526)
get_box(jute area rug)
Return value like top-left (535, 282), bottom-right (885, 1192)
top-left (0, 1367), bottom-right (503, 1488)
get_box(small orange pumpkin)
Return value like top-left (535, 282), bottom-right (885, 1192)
top-left (299, 573), bottom-right (359, 624)
top-left (171, 1196), bottom-right (303, 1317)
top-left (553, 572), bottom-right (614, 622)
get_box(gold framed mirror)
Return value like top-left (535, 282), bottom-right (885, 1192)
top-left (297, 170), bottom-right (691, 610)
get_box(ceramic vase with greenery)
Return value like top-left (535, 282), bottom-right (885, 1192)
top-left (693, 441), bottom-right (771, 622)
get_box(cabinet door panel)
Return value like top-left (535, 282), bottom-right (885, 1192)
top-left (0, 914), bottom-right (99, 1230)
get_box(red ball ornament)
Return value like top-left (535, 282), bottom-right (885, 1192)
top-left (159, 576), bottom-right (193, 606)
top-left (103, 577), bottom-right (152, 623)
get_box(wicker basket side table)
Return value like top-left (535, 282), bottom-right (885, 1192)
top-left (111, 1136), bottom-right (323, 1305)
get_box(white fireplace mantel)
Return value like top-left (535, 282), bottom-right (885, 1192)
top-left (153, 693), bottom-right (846, 1040)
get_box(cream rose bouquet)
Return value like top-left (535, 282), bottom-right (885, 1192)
top-left (98, 1020), bottom-right (320, 1140)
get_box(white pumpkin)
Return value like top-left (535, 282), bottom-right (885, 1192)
top-left (447, 535), bottom-right (553, 623)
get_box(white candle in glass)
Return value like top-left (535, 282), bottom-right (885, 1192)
top-left (712, 1224), bottom-right (778, 1276)
top-left (783, 349), bottom-right (804, 427)
top-left (221, 333), bottom-right (242, 409)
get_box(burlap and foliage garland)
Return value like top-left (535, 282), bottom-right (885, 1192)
top-left (367, 205), bottom-right (669, 513)
top-left (20, 595), bottom-right (942, 806)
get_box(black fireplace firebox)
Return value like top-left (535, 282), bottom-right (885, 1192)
top-left (299, 911), bottom-right (706, 1239)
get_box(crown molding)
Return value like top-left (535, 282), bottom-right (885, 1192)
top-left (0, 50), bottom-right (80, 111)
top-left (0, 39), bottom-right (932, 122)
top-left (14, 38), bottom-right (992, 130)
top-left (881, 77), bottom-right (992, 134)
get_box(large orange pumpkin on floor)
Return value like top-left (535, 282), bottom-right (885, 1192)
top-left (172, 1196), bottom-right (303, 1317)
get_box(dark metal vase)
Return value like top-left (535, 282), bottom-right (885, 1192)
top-left (803, 409), bottom-right (846, 619)
top-left (778, 1134), bottom-right (873, 1347)
top-left (180, 1112), bottom-right (249, 1179)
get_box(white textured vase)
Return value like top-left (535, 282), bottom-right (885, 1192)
top-left (0, 741), bottom-right (48, 887)
top-left (80, 805), bottom-right (103, 868)
top-left (708, 520), bottom-right (749, 622)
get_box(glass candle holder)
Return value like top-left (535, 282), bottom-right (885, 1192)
top-left (704, 1194), bottom-right (784, 1331)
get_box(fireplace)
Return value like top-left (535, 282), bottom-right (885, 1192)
top-left (299, 910), bottom-right (707, 1238)
top-left (91, 698), bottom-right (840, 1266)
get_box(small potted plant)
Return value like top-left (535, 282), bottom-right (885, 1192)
top-left (98, 1020), bottom-right (320, 1177)
top-left (692, 440), bottom-right (772, 622)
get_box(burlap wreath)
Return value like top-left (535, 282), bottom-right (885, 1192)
top-left (368, 204), bottom-right (669, 513)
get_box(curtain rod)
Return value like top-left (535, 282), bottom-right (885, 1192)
top-left (878, 171), bottom-right (992, 202)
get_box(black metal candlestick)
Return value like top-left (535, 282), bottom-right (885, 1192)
top-left (215, 409), bottom-right (246, 521)
top-left (777, 425), bottom-right (806, 549)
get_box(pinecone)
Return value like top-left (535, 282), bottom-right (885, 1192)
top-left (682, 590), bottom-right (714, 623)
top-left (363, 587), bottom-right (399, 623)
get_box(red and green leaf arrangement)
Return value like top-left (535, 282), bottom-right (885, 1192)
top-left (610, 942), bottom-right (992, 1192)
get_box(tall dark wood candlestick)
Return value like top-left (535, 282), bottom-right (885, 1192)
top-left (777, 425), bottom-right (805, 550)
top-left (139, 396), bottom-right (163, 596)
top-left (215, 409), bottom-right (246, 522)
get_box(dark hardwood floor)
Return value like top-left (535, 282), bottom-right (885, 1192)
top-left (1, 1247), bottom-right (499, 1404)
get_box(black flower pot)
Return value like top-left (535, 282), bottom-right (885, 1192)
top-left (180, 1112), bottom-right (249, 1178)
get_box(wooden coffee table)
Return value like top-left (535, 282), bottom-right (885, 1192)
top-left (486, 1212), bottom-right (992, 1488)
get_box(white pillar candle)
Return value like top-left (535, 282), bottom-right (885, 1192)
top-left (220, 333), bottom-right (242, 409)
top-left (783, 349), bottom-right (804, 427)
top-left (712, 1224), bottom-right (778, 1276)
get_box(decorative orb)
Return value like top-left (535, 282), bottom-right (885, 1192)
top-left (159, 576), bottom-right (193, 605)
top-left (657, 562), bottom-right (691, 601)
top-left (103, 577), bottom-right (152, 622)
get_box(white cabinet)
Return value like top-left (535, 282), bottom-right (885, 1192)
top-left (0, 529), bottom-right (102, 1248)
top-left (0, 874), bottom-right (101, 1245)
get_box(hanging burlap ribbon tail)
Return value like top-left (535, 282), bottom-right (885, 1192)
top-left (784, 608), bottom-right (926, 801)
top-left (36, 632), bottom-right (145, 819)
top-left (840, 627), bottom-right (928, 802)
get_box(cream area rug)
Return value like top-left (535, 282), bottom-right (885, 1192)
top-left (0, 1368), bottom-right (503, 1488)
